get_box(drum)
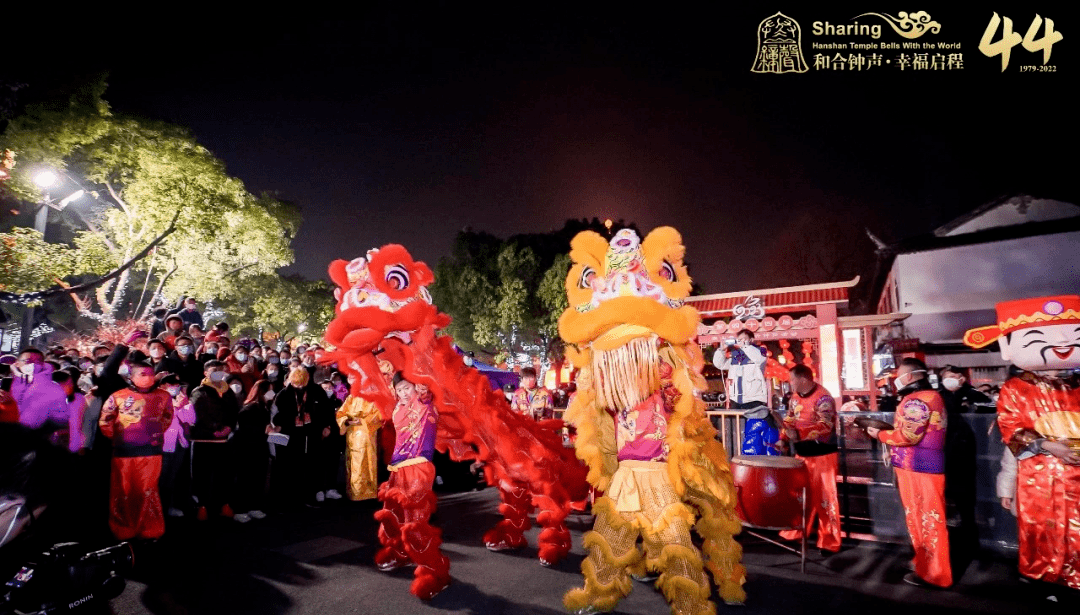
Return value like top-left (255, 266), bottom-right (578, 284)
top-left (730, 455), bottom-right (809, 530)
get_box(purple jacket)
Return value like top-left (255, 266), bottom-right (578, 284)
top-left (11, 363), bottom-right (69, 431)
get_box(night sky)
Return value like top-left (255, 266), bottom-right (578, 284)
top-left (8, 5), bottom-right (1075, 294)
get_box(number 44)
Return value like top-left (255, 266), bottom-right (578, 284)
top-left (979, 13), bottom-right (1063, 71)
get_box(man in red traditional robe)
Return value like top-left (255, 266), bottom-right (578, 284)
top-left (965, 295), bottom-right (1080, 596)
top-left (866, 358), bottom-right (951, 588)
top-left (99, 362), bottom-right (174, 540)
top-left (778, 364), bottom-right (841, 554)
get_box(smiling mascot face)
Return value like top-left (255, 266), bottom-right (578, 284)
top-left (964, 295), bottom-right (1080, 372)
top-left (558, 226), bottom-right (747, 610)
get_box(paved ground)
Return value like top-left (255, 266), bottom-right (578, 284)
top-left (12, 487), bottom-right (1071, 615)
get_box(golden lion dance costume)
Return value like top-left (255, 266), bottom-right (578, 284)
top-left (321, 245), bottom-right (590, 600)
top-left (965, 295), bottom-right (1080, 590)
top-left (560, 227), bottom-right (746, 614)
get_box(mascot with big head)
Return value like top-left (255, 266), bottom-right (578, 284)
top-left (965, 295), bottom-right (1080, 590)
top-left (559, 227), bottom-right (746, 614)
top-left (322, 244), bottom-right (589, 600)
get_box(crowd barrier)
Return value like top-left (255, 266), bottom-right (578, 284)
top-left (705, 405), bottom-right (1018, 554)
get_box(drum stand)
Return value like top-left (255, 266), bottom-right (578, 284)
top-left (738, 486), bottom-right (808, 574)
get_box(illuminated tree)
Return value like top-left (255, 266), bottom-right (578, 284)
top-left (0, 75), bottom-right (297, 323)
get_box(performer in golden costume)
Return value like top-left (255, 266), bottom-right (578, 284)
top-left (559, 227), bottom-right (746, 614)
top-left (336, 361), bottom-right (393, 501)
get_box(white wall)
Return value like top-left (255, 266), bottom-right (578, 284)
top-left (893, 231), bottom-right (1080, 343)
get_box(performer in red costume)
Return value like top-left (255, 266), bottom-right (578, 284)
top-left (778, 364), bottom-right (841, 554)
top-left (98, 362), bottom-right (174, 541)
top-left (511, 367), bottom-right (553, 420)
top-left (373, 373), bottom-right (449, 600)
top-left (320, 245), bottom-right (589, 601)
top-left (965, 295), bottom-right (1080, 594)
top-left (866, 358), bottom-right (950, 588)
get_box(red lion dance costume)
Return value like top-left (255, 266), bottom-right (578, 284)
top-left (559, 227), bottom-right (746, 614)
top-left (322, 245), bottom-right (589, 600)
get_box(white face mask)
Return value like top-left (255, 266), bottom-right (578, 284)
top-left (942, 377), bottom-right (961, 391)
top-left (264, 391), bottom-right (276, 402)
top-left (209, 371), bottom-right (227, 382)
top-left (19, 363), bottom-right (37, 376)
top-left (167, 387), bottom-right (182, 397)
top-left (235, 353), bottom-right (247, 362)
top-left (266, 369), bottom-right (279, 378)
top-left (894, 370), bottom-right (925, 392)
top-left (94, 365), bottom-right (104, 376)
top-left (230, 383), bottom-right (243, 395)
top-left (177, 345), bottom-right (193, 356)
top-left (118, 364), bottom-right (130, 377)
top-left (324, 388), bottom-right (334, 398)
top-left (150, 349), bottom-right (164, 359)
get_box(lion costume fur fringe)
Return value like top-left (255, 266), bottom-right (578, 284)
top-left (559, 226), bottom-right (747, 611)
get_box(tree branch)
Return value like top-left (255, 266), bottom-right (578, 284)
top-left (0, 209), bottom-right (181, 302)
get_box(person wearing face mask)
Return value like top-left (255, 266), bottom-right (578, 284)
top-left (98, 362), bottom-right (174, 540)
top-left (179, 298), bottom-right (204, 330)
top-left (301, 351), bottom-right (318, 378)
top-left (225, 346), bottom-right (257, 396)
top-left (146, 340), bottom-right (169, 373)
top-left (158, 315), bottom-right (186, 351)
top-left (189, 361), bottom-right (240, 521)
top-left (262, 362), bottom-right (284, 392)
top-left (316, 379), bottom-right (345, 501)
top-left (330, 372), bottom-right (349, 402)
top-left (337, 365), bottom-right (389, 501)
top-left (51, 370), bottom-right (88, 454)
top-left (248, 347), bottom-right (265, 372)
top-left (159, 335), bottom-right (203, 392)
top-left (279, 350), bottom-right (292, 364)
top-left (10, 348), bottom-right (69, 433)
top-left (188, 324), bottom-right (205, 349)
top-left (937, 365), bottom-right (986, 567)
top-left (865, 358), bottom-right (951, 588)
top-left (198, 341), bottom-right (219, 365)
top-left (1, 365), bottom-right (19, 424)
top-left (159, 374), bottom-right (195, 518)
top-left (938, 366), bottom-right (992, 414)
top-left (269, 367), bottom-right (330, 508)
top-left (231, 380), bottom-right (275, 523)
top-left (227, 375), bottom-right (246, 408)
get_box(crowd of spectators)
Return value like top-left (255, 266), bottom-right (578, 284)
top-left (0, 300), bottom-right (353, 542)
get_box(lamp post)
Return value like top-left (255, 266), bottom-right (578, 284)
top-left (18, 170), bottom-right (82, 350)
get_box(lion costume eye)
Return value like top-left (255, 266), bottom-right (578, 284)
top-left (659, 261), bottom-right (676, 282)
top-left (579, 266), bottom-right (596, 289)
top-left (386, 265), bottom-right (410, 291)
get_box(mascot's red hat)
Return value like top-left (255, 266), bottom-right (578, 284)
top-left (963, 295), bottom-right (1080, 349)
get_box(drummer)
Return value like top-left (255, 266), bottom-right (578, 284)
top-left (777, 365), bottom-right (842, 554)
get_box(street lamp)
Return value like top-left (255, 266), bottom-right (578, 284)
top-left (18, 168), bottom-right (84, 350)
top-left (33, 170), bottom-right (58, 189)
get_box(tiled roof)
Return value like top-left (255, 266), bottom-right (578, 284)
top-left (688, 278), bottom-right (856, 316)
